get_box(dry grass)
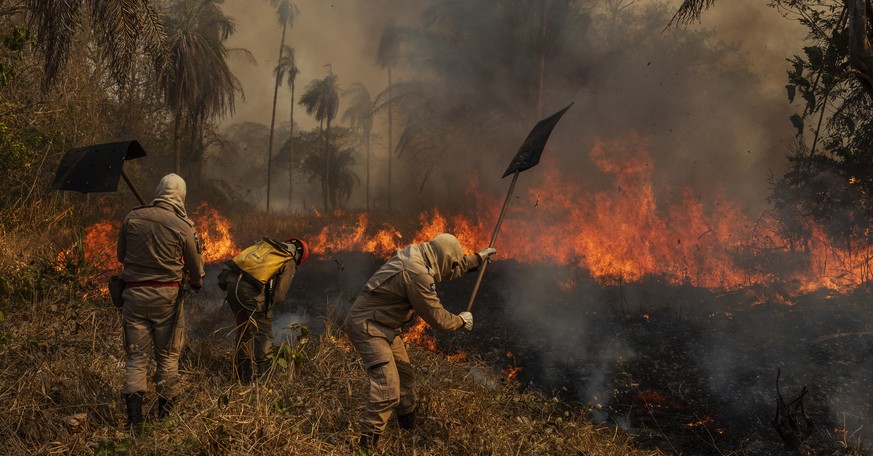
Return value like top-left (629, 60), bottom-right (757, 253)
top-left (0, 204), bottom-right (659, 454)
top-left (0, 294), bottom-right (660, 455)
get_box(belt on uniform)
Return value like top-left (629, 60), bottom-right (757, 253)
top-left (124, 280), bottom-right (180, 289)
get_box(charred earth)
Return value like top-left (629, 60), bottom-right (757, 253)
top-left (235, 253), bottom-right (873, 455)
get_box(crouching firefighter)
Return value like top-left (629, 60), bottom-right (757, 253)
top-left (219, 237), bottom-right (309, 383)
top-left (343, 233), bottom-right (496, 450)
top-left (117, 173), bottom-right (205, 434)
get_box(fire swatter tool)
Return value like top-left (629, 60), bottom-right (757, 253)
top-left (52, 140), bottom-right (148, 205)
top-left (465, 102), bottom-right (573, 312)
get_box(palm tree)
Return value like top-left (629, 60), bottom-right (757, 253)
top-left (342, 82), bottom-right (373, 210)
top-left (159, 0), bottom-right (243, 176)
top-left (376, 19), bottom-right (400, 212)
top-left (302, 146), bottom-right (359, 210)
top-left (265, 0), bottom-right (299, 213)
top-left (275, 45), bottom-right (299, 212)
top-left (24, 0), bottom-right (166, 90)
top-left (299, 72), bottom-right (340, 211)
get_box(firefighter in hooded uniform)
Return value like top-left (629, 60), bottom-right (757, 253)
top-left (344, 233), bottom-right (496, 450)
top-left (117, 173), bottom-right (205, 433)
top-left (220, 237), bottom-right (309, 383)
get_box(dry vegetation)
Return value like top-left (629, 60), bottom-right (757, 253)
top-left (0, 277), bottom-right (658, 455)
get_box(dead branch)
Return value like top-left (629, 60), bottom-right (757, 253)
top-left (772, 369), bottom-right (815, 450)
top-left (813, 331), bottom-right (873, 344)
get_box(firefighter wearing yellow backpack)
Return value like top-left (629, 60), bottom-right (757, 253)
top-left (219, 237), bottom-right (309, 383)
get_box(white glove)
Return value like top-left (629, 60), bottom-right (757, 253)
top-left (477, 247), bottom-right (497, 262)
top-left (459, 311), bottom-right (473, 331)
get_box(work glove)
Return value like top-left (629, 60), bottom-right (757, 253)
top-left (458, 311), bottom-right (473, 331)
top-left (477, 247), bottom-right (497, 263)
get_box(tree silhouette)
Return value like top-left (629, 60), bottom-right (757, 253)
top-left (265, 0), bottom-right (299, 213)
top-left (302, 144), bottom-right (359, 210)
top-left (376, 19), bottom-right (400, 212)
top-left (342, 82), bottom-right (373, 210)
top-left (299, 73), bottom-right (340, 211)
top-left (275, 44), bottom-right (299, 212)
top-left (159, 0), bottom-right (245, 177)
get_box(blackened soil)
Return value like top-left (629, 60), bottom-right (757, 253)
top-left (269, 254), bottom-right (873, 455)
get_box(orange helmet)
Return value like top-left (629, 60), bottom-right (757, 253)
top-left (284, 238), bottom-right (310, 265)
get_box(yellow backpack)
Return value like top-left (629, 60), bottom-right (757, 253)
top-left (230, 238), bottom-right (296, 284)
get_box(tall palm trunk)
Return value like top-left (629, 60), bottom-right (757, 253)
top-left (365, 129), bottom-right (370, 211)
top-left (267, 23), bottom-right (288, 214)
top-left (537, 0), bottom-right (547, 118)
top-left (386, 65), bottom-right (393, 212)
top-left (324, 118), bottom-right (331, 211)
top-left (173, 103), bottom-right (183, 174)
top-left (288, 82), bottom-right (295, 212)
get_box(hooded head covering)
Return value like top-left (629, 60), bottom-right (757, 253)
top-left (284, 238), bottom-right (310, 265)
top-left (152, 173), bottom-right (192, 224)
top-left (420, 233), bottom-right (465, 282)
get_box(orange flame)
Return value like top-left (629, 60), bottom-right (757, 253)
top-left (503, 351), bottom-right (523, 381)
top-left (191, 203), bottom-right (239, 263)
top-left (72, 203), bottom-right (239, 283)
top-left (448, 351), bottom-right (468, 362)
top-left (401, 318), bottom-right (438, 352)
top-left (73, 135), bottom-right (873, 299)
top-left (82, 221), bottom-right (121, 273)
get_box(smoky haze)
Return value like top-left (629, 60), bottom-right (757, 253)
top-left (206, 2), bottom-right (873, 450)
top-left (217, 0), bottom-right (805, 214)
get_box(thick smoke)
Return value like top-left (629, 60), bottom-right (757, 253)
top-left (217, 0), bottom-right (804, 214)
top-left (206, 1), bottom-right (873, 450)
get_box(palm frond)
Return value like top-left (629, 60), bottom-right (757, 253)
top-left (26, 0), bottom-right (81, 89)
top-left (668, 0), bottom-right (717, 27)
top-left (341, 82), bottom-right (373, 131)
top-left (27, 0), bottom-right (167, 90)
top-left (299, 74), bottom-right (340, 124)
top-left (376, 18), bottom-right (400, 68)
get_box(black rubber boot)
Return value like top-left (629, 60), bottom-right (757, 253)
top-left (397, 409), bottom-right (416, 430)
top-left (158, 395), bottom-right (174, 419)
top-left (359, 432), bottom-right (380, 452)
top-left (236, 359), bottom-right (253, 384)
top-left (124, 392), bottom-right (144, 434)
top-left (256, 360), bottom-right (273, 379)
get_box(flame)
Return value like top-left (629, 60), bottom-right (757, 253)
top-left (309, 213), bottom-right (403, 258)
top-left (448, 351), bottom-right (468, 362)
top-left (70, 203), bottom-right (238, 290)
top-left (502, 351), bottom-right (523, 381)
top-left (72, 135), bottom-right (873, 300)
top-left (53, 220), bottom-right (121, 297)
top-left (191, 203), bottom-right (239, 263)
top-left (685, 417), bottom-right (724, 434)
top-left (401, 318), bottom-right (438, 352)
top-left (306, 135), bottom-right (873, 296)
top-left (82, 221), bottom-right (121, 273)
top-left (685, 417), bottom-right (714, 428)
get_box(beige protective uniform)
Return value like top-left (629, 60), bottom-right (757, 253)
top-left (344, 233), bottom-right (483, 435)
top-left (223, 261), bottom-right (296, 377)
top-left (117, 174), bottom-right (204, 398)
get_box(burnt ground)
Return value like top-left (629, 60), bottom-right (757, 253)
top-left (192, 253), bottom-right (873, 455)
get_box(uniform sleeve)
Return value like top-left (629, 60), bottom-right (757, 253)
top-left (117, 218), bottom-right (128, 263)
top-left (183, 228), bottom-right (205, 288)
top-left (271, 262), bottom-right (296, 303)
top-left (407, 272), bottom-right (465, 331)
top-left (459, 253), bottom-right (483, 274)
